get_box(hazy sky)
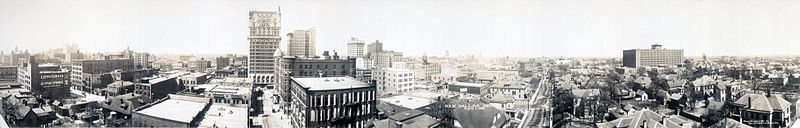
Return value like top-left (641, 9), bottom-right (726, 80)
top-left (2, 0), bottom-right (799, 57)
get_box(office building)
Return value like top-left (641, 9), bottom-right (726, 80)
top-left (249, 10), bottom-right (282, 86)
top-left (409, 62), bottom-right (441, 81)
top-left (17, 56), bottom-right (70, 98)
top-left (373, 68), bottom-right (414, 96)
top-left (132, 53), bottom-right (150, 69)
top-left (374, 51), bottom-right (403, 69)
top-left (1, 47), bottom-right (31, 66)
top-left (287, 28), bottom-right (316, 58)
top-left (190, 58), bottom-right (211, 72)
top-left (276, 52), bottom-right (357, 103)
top-left (70, 59), bottom-right (134, 91)
top-left (120, 48), bottom-right (151, 69)
top-left (288, 77), bottom-right (377, 128)
top-left (622, 44), bottom-right (684, 67)
top-left (347, 37), bottom-right (365, 58)
top-left (215, 57), bottom-right (230, 69)
top-left (1, 66), bottom-right (16, 82)
top-left (366, 40), bottom-right (383, 57)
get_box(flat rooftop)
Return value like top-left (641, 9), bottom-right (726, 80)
top-left (208, 86), bottom-right (251, 95)
top-left (199, 105), bottom-right (247, 128)
top-left (383, 68), bottom-right (412, 72)
top-left (293, 77), bottom-right (371, 91)
top-left (183, 73), bottom-right (207, 78)
top-left (407, 91), bottom-right (447, 99)
top-left (452, 82), bottom-right (487, 87)
top-left (379, 95), bottom-right (435, 110)
top-left (209, 77), bottom-right (253, 87)
top-left (135, 99), bottom-right (207, 123)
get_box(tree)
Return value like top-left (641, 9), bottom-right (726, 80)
top-left (552, 88), bottom-right (575, 124)
top-left (424, 98), bottom-right (454, 128)
top-left (684, 85), bottom-right (706, 111)
top-left (703, 104), bottom-right (729, 126)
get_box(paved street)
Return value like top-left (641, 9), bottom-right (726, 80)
top-left (258, 88), bottom-right (291, 128)
top-left (525, 77), bottom-right (552, 127)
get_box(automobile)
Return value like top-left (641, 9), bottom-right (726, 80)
top-left (272, 105), bottom-right (280, 113)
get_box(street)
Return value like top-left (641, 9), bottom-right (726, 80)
top-left (524, 76), bottom-right (552, 128)
top-left (256, 87), bottom-right (291, 128)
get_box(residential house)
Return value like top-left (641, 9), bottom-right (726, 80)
top-left (596, 109), bottom-right (694, 128)
top-left (731, 93), bottom-right (792, 127)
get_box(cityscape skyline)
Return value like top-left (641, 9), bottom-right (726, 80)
top-left (2, 0), bottom-right (800, 57)
top-left (3, 1), bottom-right (800, 128)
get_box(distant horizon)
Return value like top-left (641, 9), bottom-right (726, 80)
top-left (2, 0), bottom-right (800, 58)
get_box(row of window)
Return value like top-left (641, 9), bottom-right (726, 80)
top-left (309, 91), bottom-right (375, 108)
top-left (309, 104), bottom-right (372, 122)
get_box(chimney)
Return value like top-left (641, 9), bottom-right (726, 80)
top-left (395, 121), bottom-right (403, 128)
top-left (747, 97), bottom-right (751, 109)
top-left (641, 119), bottom-right (647, 128)
top-left (766, 90), bottom-right (772, 97)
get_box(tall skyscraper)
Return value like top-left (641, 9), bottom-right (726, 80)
top-left (287, 27), bottom-right (316, 58)
top-left (622, 44), bottom-right (684, 67)
top-left (347, 37), bottom-right (365, 58)
top-left (366, 40), bottom-right (383, 58)
top-left (248, 10), bottom-right (281, 85)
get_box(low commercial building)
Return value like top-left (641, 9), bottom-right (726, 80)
top-left (193, 84), bottom-right (251, 107)
top-left (131, 94), bottom-right (211, 127)
top-left (288, 77), bottom-right (377, 128)
top-left (104, 81), bottom-right (136, 97)
top-left (475, 70), bottom-right (519, 84)
top-left (198, 104), bottom-right (248, 128)
top-left (489, 81), bottom-right (527, 100)
top-left (373, 110), bottom-right (440, 128)
top-left (207, 77), bottom-right (252, 88)
top-left (179, 73), bottom-right (209, 90)
top-left (448, 82), bottom-right (489, 96)
top-left (378, 95), bottom-right (436, 113)
top-left (134, 75), bottom-right (182, 100)
top-left (431, 73), bottom-right (458, 84)
top-left (100, 93), bottom-right (153, 117)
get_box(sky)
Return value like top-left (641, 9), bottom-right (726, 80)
top-left (1, 0), bottom-right (800, 57)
